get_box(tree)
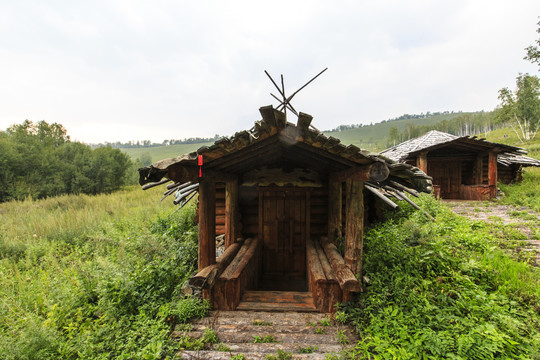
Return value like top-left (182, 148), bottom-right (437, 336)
top-left (524, 18), bottom-right (540, 70)
top-left (496, 73), bottom-right (540, 141)
top-left (388, 127), bottom-right (399, 146)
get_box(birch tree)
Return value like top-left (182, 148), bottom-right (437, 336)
top-left (497, 73), bottom-right (540, 142)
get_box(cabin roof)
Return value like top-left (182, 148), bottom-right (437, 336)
top-left (139, 106), bottom-right (434, 202)
top-left (380, 130), bottom-right (540, 167)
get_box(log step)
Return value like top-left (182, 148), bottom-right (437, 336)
top-left (236, 291), bottom-right (317, 312)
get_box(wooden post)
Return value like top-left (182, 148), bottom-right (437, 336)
top-left (417, 151), bottom-right (428, 173)
top-left (198, 178), bottom-right (216, 271)
top-left (328, 180), bottom-right (342, 244)
top-left (475, 154), bottom-right (484, 184)
top-left (345, 179), bottom-right (364, 276)
top-left (225, 178), bottom-right (239, 248)
top-left (488, 150), bottom-right (497, 187)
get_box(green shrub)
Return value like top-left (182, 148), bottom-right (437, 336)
top-left (342, 194), bottom-right (540, 359)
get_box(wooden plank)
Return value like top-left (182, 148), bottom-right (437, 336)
top-left (214, 238), bottom-right (257, 310)
top-left (345, 179), bottom-right (363, 276)
top-left (225, 178), bottom-right (239, 247)
top-left (198, 178), bottom-right (216, 271)
top-left (330, 162), bottom-right (390, 183)
top-left (488, 149), bottom-right (497, 187)
top-left (220, 238), bottom-right (254, 280)
top-left (314, 239), bottom-right (341, 313)
top-left (189, 242), bottom-right (242, 289)
top-left (237, 290), bottom-right (317, 312)
top-left (321, 237), bottom-right (361, 292)
top-left (328, 180), bottom-right (342, 244)
top-left (416, 151), bottom-right (428, 173)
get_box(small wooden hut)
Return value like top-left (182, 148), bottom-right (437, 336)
top-left (381, 130), bottom-right (540, 200)
top-left (139, 106), bottom-right (432, 312)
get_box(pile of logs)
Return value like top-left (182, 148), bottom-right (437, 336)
top-left (142, 179), bottom-right (199, 209)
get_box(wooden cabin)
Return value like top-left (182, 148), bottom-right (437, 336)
top-left (381, 130), bottom-right (540, 200)
top-left (139, 106), bottom-right (432, 312)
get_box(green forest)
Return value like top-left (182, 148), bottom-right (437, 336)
top-left (0, 120), bottom-right (133, 202)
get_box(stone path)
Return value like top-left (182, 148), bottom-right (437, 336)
top-left (444, 200), bottom-right (540, 265)
top-left (174, 310), bottom-right (357, 359)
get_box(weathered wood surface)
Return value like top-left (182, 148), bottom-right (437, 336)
top-left (306, 238), bottom-right (326, 311)
top-left (189, 241), bottom-right (242, 289)
top-left (327, 180), bottom-right (342, 244)
top-left (198, 178), bottom-right (216, 271)
top-left (329, 162), bottom-right (390, 183)
top-left (225, 178), bottom-right (239, 247)
top-left (488, 150), bottom-right (498, 187)
top-left (314, 239), bottom-right (341, 313)
top-left (320, 237), bottom-right (361, 293)
top-left (213, 238), bottom-right (261, 310)
top-left (236, 290), bottom-right (316, 312)
top-left (416, 151), bottom-right (428, 173)
top-left (345, 178), bottom-right (363, 276)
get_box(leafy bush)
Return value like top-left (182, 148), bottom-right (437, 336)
top-left (342, 194), bottom-right (540, 359)
top-left (0, 195), bottom-right (205, 360)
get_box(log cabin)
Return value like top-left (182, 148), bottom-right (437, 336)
top-left (139, 106), bottom-right (432, 312)
top-left (381, 130), bottom-right (540, 200)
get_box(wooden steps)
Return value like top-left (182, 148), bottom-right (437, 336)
top-left (175, 310), bottom-right (358, 359)
top-left (236, 290), bottom-right (317, 312)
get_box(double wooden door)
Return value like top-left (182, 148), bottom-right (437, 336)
top-left (428, 161), bottom-right (461, 199)
top-left (259, 188), bottom-right (310, 288)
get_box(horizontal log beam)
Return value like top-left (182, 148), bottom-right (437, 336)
top-left (189, 241), bottom-right (242, 289)
top-left (330, 162), bottom-right (389, 183)
top-left (320, 237), bottom-right (361, 292)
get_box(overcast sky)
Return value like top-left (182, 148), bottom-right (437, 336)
top-left (1, 1), bottom-right (539, 143)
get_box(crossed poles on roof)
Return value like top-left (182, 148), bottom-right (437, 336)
top-left (264, 67), bottom-right (328, 119)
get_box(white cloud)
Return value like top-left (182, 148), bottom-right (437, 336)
top-left (0, 0), bottom-right (539, 143)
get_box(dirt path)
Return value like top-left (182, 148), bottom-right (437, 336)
top-left (444, 200), bottom-right (540, 265)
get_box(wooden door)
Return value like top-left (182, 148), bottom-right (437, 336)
top-left (259, 188), bottom-right (309, 287)
top-left (428, 161), bottom-right (461, 199)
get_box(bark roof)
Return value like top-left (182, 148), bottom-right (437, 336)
top-left (139, 106), bottom-right (434, 205)
top-left (380, 130), bottom-right (540, 167)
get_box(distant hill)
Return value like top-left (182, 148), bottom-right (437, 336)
top-left (119, 111), bottom-right (479, 162)
top-left (324, 112), bottom-right (476, 152)
top-left (121, 142), bottom-right (213, 164)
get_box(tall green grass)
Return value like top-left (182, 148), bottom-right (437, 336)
top-left (498, 168), bottom-right (540, 211)
top-left (343, 195), bottom-right (540, 359)
top-left (0, 186), bottom-right (208, 359)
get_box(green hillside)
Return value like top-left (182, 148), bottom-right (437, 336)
top-left (324, 112), bottom-right (475, 151)
top-left (119, 112), bottom-right (479, 162)
top-left (120, 142), bottom-right (213, 163)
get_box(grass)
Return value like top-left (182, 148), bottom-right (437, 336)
top-left (0, 186), bottom-right (206, 359)
top-left (120, 142), bottom-right (213, 162)
top-left (341, 194), bottom-right (540, 359)
top-left (498, 167), bottom-right (540, 211)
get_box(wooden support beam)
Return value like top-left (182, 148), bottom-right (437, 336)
top-left (475, 154), bottom-right (484, 184)
top-left (225, 178), bottom-right (239, 248)
top-left (417, 151), bottom-right (428, 173)
top-left (189, 241), bottom-right (242, 289)
top-left (345, 179), bottom-right (364, 276)
top-left (488, 150), bottom-right (497, 187)
top-left (198, 178), bottom-right (216, 271)
top-left (328, 179), bottom-right (342, 244)
top-left (330, 162), bottom-right (389, 183)
top-left (320, 237), bottom-right (362, 292)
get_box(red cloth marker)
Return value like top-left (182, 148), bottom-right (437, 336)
top-left (198, 154), bottom-right (203, 178)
